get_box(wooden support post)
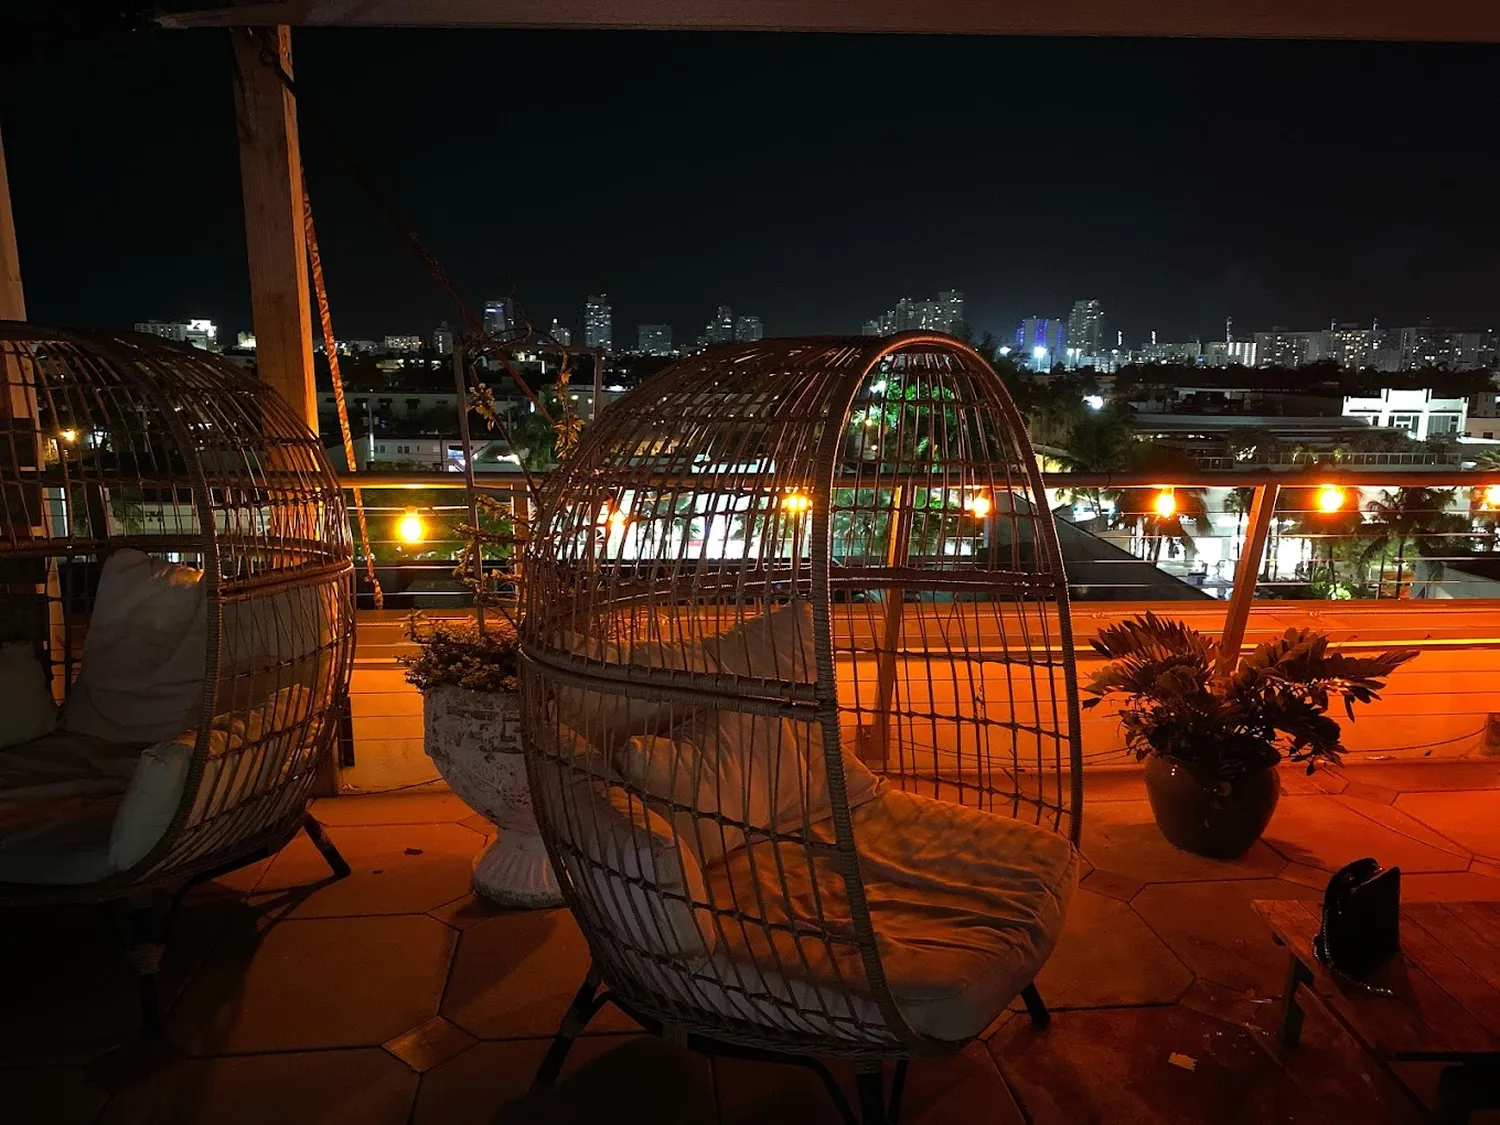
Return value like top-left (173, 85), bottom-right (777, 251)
top-left (865, 485), bottom-right (913, 767)
top-left (0, 124), bottom-right (24, 321)
top-left (1218, 483), bottom-right (1279, 674)
top-left (231, 26), bottom-right (316, 431)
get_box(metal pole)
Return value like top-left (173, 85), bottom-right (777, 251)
top-left (1218, 483), bottom-right (1279, 674)
top-left (452, 342), bottom-right (486, 633)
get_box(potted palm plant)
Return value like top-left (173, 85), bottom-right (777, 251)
top-left (1083, 613), bottom-right (1416, 858)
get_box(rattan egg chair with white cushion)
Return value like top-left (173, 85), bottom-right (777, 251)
top-left (519, 333), bottom-right (1083, 1122)
top-left (0, 323), bottom-right (354, 1027)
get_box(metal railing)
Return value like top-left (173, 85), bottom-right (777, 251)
top-left (338, 468), bottom-right (1500, 613)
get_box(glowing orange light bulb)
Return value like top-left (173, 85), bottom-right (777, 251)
top-left (1317, 485), bottom-right (1346, 513)
top-left (965, 493), bottom-right (992, 519)
top-left (607, 508), bottom-right (628, 532)
top-left (1484, 484), bottom-right (1500, 509)
top-left (396, 509), bottom-right (425, 544)
top-left (782, 491), bottom-right (812, 514)
top-left (1153, 489), bottom-right (1177, 518)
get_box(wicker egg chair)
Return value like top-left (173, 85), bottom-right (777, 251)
top-left (0, 323), bottom-right (354, 1026)
top-left (520, 332), bottom-right (1083, 1122)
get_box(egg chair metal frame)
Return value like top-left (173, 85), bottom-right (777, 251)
top-left (519, 332), bottom-right (1083, 1121)
top-left (0, 323), bottom-right (355, 1025)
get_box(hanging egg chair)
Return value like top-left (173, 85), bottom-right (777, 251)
top-left (519, 332), bottom-right (1082, 1122)
top-left (0, 323), bottom-right (354, 1023)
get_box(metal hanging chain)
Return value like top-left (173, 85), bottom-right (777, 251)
top-left (301, 164), bottom-right (383, 608)
top-left (245, 27), bottom-right (555, 426)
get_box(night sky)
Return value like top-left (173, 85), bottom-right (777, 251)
top-left (3, 28), bottom-right (1498, 345)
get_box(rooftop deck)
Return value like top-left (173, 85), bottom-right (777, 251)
top-left (7, 760), bottom-right (1498, 1125)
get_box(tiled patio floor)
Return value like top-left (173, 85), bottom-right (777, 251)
top-left (6, 762), bottom-right (1500, 1125)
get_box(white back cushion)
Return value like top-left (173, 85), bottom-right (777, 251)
top-left (61, 550), bottom-right (208, 744)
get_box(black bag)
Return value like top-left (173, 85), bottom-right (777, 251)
top-left (1314, 857), bottom-right (1401, 981)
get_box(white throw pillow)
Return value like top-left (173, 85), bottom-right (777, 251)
top-left (0, 641), bottom-right (57, 750)
top-left (107, 684), bottom-right (316, 873)
top-left (61, 550), bottom-right (208, 745)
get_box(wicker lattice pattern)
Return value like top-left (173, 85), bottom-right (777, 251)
top-left (0, 323), bottom-right (353, 902)
top-left (521, 334), bottom-right (1082, 1060)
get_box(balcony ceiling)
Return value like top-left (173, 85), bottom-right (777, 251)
top-left (158, 0), bottom-right (1500, 42)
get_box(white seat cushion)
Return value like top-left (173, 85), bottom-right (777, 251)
top-left (61, 550), bottom-right (207, 745)
top-left (699, 787), bottom-right (1078, 1043)
top-left (0, 730), bottom-right (145, 886)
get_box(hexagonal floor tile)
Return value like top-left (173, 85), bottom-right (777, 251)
top-left (1021, 889), bottom-right (1193, 1010)
top-left (1, 1065), bottom-right (109, 1124)
top-left (169, 914), bottom-right (455, 1055)
top-left (1393, 791), bottom-right (1500, 860)
top-left (252, 823), bottom-right (483, 919)
top-left (1131, 879), bottom-right (1320, 996)
top-left (989, 1006), bottom-right (1330, 1125)
top-left (1081, 800), bottom-right (1285, 884)
top-left (1265, 796), bottom-right (1473, 873)
top-left (311, 791), bottom-right (476, 827)
top-left (413, 1035), bottom-right (708, 1125)
top-left (441, 908), bottom-right (637, 1039)
top-left (99, 1047), bottom-right (417, 1125)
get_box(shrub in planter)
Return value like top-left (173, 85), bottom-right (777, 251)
top-left (400, 620), bottom-right (561, 907)
top-left (1082, 613), bottom-right (1416, 858)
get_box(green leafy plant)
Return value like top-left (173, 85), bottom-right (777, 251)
top-left (399, 617), bottom-right (520, 694)
top-left (1082, 612), bottom-right (1416, 777)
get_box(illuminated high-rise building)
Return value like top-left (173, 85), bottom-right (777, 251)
top-left (638, 324), bottom-right (673, 355)
top-left (734, 315), bottom-right (763, 342)
top-left (483, 298), bottom-right (515, 338)
top-left (584, 295), bottom-right (612, 351)
top-left (1065, 300), bottom-right (1105, 364)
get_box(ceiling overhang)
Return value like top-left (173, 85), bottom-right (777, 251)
top-left (156, 1), bottom-right (1500, 43)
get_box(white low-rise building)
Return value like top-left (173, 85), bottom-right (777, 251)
top-left (1342, 388), bottom-right (1467, 441)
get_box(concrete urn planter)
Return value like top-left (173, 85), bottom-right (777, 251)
top-left (421, 684), bottom-right (562, 908)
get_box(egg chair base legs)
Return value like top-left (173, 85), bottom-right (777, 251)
top-left (124, 900), bottom-right (167, 1036)
top-left (301, 813), bottom-right (351, 879)
top-left (532, 966), bottom-right (908, 1124)
top-left (1020, 982), bottom-right (1051, 1029)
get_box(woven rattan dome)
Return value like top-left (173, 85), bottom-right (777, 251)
top-left (0, 323), bottom-right (353, 901)
top-left (520, 333), bottom-right (1082, 1079)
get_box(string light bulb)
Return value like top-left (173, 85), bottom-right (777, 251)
top-left (608, 507), bottom-right (628, 533)
top-left (396, 508), bottom-right (425, 544)
top-left (1153, 489), bottom-right (1177, 518)
top-left (964, 493), bottom-right (992, 519)
top-left (58, 428), bottom-right (78, 443)
top-left (782, 491), bottom-right (812, 514)
top-left (1484, 484), bottom-right (1500, 509)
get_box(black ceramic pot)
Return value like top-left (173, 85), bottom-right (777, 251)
top-left (1142, 756), bottom-right (1281, 859)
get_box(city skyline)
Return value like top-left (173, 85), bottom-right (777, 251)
top-left (3, 33), bottom-right (1499, 342)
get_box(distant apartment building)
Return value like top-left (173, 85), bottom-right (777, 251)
top-left (706, 306), bottom-right (736, 345)
top-left (1065, 299), bottom-right (1105, 364)
top-left (734, 315), bottom-right (763, 343)
top-left (1016, 317), bottom-right (1066, 370)
top-left (235, 331), bottom-right (256, 350)
top-left (1203, 339), bottom-right (1258, 367)
top-left (549, 318), bottom-right (571, 346)
top-left (1342, 388), bottom-right (1467, 441)
top-left (637, 324), bottom-right (673, 355)
top-left (483, 298), bottom-right (516, 338)
top-left (135, 319), bottom-right (219, 351)
top-left (862, 290), bottom-right (965, 336)
top-left (384, 334), bottom-right (423, 353)
top-left (431, 323), bottom-right (454, 355)
top-left (1253, 328), bottom-right (1323, 368)
top-left (1397, 325), bottom-right (1499, 371)
top-left (584, 295), bottom-right (612, 351)
top-left (1136, 339), bottom-right (1201, 365)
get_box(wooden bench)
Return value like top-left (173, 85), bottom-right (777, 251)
top-left (1254, 899), bottom-right (1500, 1124)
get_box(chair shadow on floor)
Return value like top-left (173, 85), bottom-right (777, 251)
top-left (493, 1036), bottom-right (714, 1125)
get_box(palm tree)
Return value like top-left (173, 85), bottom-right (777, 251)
top-left (1360, 487), bottom-right (1468, 598)
top-left (1280, 482), bottom-right (1366, 594)
top-left (1053, 407), bottom-right (1134, 519)
top-left (1107, 447), bottom-right (1211, 565)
